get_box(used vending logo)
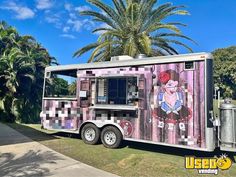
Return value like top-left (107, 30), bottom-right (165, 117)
top-left (185, 154), bottom-right (232, 175)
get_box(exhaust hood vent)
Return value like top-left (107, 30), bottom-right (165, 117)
top-left (111, 55), bottom-right (133, 61)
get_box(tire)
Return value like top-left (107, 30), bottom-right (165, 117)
top-left (81, 123), bottom-right (100, 145)
top-left (101, 126), bottom-right (122, 148)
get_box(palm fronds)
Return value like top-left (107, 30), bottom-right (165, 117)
top-left (74, 0), bottom-right (195, 62)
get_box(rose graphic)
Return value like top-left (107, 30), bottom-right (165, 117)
top-left (159, 72), bottom-right (170, 84)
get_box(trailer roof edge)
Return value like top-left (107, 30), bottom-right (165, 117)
top-left (46, 52), bottom-right (213, 72)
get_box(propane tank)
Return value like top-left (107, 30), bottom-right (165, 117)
top-left (219, 99), bottom-right (236, 148)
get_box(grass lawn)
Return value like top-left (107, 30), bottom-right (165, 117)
top-left (7, 123), bottom-right (236, 177)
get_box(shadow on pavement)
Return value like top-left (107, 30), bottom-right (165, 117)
top-left (0, 150), bottom-right (62, 177)
top-left (4, 123), bottom-right (58, 145)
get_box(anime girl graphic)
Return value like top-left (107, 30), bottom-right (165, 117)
top-left (157, 70), bottom-right (190, 118)
top-left (154, 70), bottom-right (192, 144)
top-left (158, 73), bottom-right (183, 115)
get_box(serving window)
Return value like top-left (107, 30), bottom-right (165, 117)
top-left (96, 77), bottom-right (138, 105)
top-left (44, 70), bottom-right (77, 99)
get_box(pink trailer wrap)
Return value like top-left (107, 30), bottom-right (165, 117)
top-left (41, 53), bottom-right (214, 151)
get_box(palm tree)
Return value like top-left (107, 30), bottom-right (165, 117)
top-left (0, 21), bottom-right (56, 123)
top-left (68, 81), bottom-right (77, 95)
top-left (74, 0), bottom-right (195, 62)
top-left (0, 47), bottom-right (35, 122)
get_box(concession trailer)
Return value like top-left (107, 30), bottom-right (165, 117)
top-left (40, 53), bottom-right (236, 152)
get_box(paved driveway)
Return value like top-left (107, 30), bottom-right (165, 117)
top-left (0, 122), bottom-right (119, 177)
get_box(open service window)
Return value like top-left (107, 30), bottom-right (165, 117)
top-left (44, 69), bottom-right (77, 99)
top-left (96, 77), bottom-right (138, 105)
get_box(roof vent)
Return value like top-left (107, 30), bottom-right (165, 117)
top-left (111, 55), bottom-right (133, 61)
top-left (135, 54), bottom-right (147, 59)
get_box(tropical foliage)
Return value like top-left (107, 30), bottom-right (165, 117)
top-left (74, 0), bottom-right (194, 62)
top-left (212, 46), bottom-right (236, 99)
top-left (0, 21), bottom-right (56, 123)
top-left (45, 77), bottom-right (71, 97)
top-left (68, 81), bottom-right (77, 95)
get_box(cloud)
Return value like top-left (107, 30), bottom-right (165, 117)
top-left (36, 0), bottom-right (53, 10)
top-left (64, 3), bottom-right (72, 11)
top-left (61, 3), bottom-right (95, 33)
top-left (66, 18), bottom-right (96, 32)
top-left (45, 15), bottom-right (59, 23)
top-left (43, 10), bottom-right (63, 28)
top-left (69, 13), bottom-right (76, 19)
top-left (75, 5), bottom-right (91, 13)
top-left (60, 34), bottom-right (76, 39)
top-left (0, 1), bottom-right (35, 20)
top-left (64, 3), bottom-right (81, 19)
top-left (73, 21), bottom-right (82, 31)
top-left (63, 26), bottom-right (70, 33)
top-left (67, 19), bottom-right (82, 32)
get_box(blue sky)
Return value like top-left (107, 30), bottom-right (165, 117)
top-left (0, 0), bottom-right (235, 65)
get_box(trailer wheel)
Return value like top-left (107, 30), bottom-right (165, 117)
top-left (101, 126), bottom-right (122, 148)
top-left (81, 124), bottom-right (100, 145)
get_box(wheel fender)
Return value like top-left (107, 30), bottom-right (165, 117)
top-left (79, 120), bottom-right (125, 138)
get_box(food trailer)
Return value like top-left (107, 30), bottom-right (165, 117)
top-left (40, 53), bottom-right (236, 151)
